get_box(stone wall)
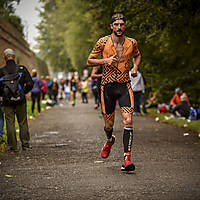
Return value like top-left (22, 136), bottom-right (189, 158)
top-left (0, 16), bottom-right (41, 74)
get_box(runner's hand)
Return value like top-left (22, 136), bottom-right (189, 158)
top-left (106, 54), bottom-right (118, 65)
top-left (131, 68), bottom-right (137, 77)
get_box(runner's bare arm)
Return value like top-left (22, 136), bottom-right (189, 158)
top-left (131, 38), bottom-right (141, 76)
top-left (131, 54), bottom-right (141, 77)
top-left (87, 54), bottom-right (118, 66)
top-left (132, 54), bottom-right (141, 72)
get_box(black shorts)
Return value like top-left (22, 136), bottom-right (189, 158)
top-left (101, 82), bottom-right (134, 120)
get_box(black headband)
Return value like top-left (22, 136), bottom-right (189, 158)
top-left (111, 16), bottom-right (126, 24)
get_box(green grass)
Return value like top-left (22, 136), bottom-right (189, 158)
top-left (147, 108), bottom-right (200, 133)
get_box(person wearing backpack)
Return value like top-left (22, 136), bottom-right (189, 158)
top-left (0, 48), bottom-right (33, 152)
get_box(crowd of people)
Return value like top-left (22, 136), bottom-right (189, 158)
top-left (31, 72), bottom-right (93, 109)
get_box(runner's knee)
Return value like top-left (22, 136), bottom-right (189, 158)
top-left (123, 116), bottom-right (132, 126)
top-left (105, 120), bottom-right (114, 129)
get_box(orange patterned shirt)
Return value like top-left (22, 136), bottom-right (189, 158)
top-left (89, 35), bottom-right (140, 85)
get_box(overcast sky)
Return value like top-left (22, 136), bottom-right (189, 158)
top-left (14, 0), bottom-right (42, 52)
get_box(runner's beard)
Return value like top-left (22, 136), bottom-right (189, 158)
top-left (113, 29), bottom-right (124, 37)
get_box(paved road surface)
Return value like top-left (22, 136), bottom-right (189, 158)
top-left (0, 99), bottom-right (200, 200)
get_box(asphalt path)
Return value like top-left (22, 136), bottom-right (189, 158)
top-left (0, 98), bottom-right (200, 200)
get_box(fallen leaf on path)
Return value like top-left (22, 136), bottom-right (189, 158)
top-left (94, 161), bottom-right (104, 164)
top-left (48, 131), bottom-right (59, 135)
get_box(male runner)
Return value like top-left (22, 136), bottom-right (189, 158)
top-left (87, 13), bottom-right (141, 171)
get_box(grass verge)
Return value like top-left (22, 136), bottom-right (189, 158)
top-left (147, 108), bottom-right (200, 134)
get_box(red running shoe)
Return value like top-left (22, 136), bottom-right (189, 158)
top-left (121, 153), bottom-right (135, 171)
top-left (101, 136), bottom-right (115, 159)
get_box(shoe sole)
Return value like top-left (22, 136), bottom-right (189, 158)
top-left (101, 135), bottom-right (115, 159)
top-left (121, 163), bottom-right (135, 171)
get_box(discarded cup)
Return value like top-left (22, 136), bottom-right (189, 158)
top-left (164, 116), bottom-right (169, 120)
top-left (155, 117), bottom-right (159, 122)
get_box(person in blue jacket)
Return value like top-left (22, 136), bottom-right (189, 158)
top-left (30, 69), bottom-right (42, 114)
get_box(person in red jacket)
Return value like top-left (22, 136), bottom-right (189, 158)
top-left (169, 88), bottom-right (190, 111)
top-left (41, 76), bottom-right (48, 100)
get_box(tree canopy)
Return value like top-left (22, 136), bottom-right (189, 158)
top-left (0, 0), bottom-right (24, 36)
top-left (37, 0), bottom-right (200, 105)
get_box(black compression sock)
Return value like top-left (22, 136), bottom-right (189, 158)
top-left (104, 127), bottom-right (113, 141)
top-left (123, 127), bottom-right (133, 152)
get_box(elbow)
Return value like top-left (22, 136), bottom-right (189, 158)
top-left (136, 53), bottom-right (141, 60)
top-left (87, 58), bottom-right (92, 66)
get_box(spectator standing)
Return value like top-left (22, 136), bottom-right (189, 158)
top-left (46, 76), bottom-right (53, 100)
top-left (91, 78), bottom-right (99, 109)
top-left (129, 70), bottom-right (147, 115)
top-left (58, 79), bottom-right (65, 100)
top-left (0, 48), bottom-right (33, 152)
top-left (0, 106), bottom-right (5, 143)
top-left (91, 65), bottom-right (103, 109)
top-left (64, 79), bottom-right (71, 103)
top-left (52, 78), bottom-right (59, 104)
top-left (81, 77), bottom-right (89, 103)
top-left (40, 76), bottom-right (48, 100)
top-left (30, 69), bottom-right (42, 115)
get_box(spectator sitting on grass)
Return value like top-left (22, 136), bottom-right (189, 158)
top-left (169, 87), bottom-right (190, 111)
top-left (172, 93), bottom-right (190, 119)
top-left (146, 91), bottom-right (157, 108)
